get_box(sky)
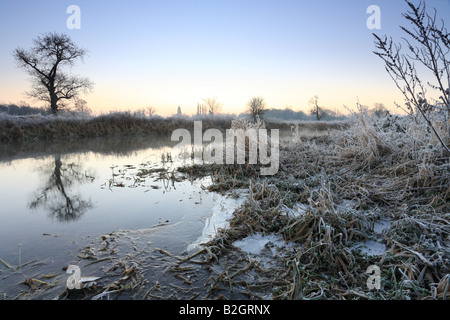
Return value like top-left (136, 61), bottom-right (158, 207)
top-left (0, 0), bottom-right (449, 116)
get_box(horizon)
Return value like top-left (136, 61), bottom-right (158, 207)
top-left (1, 0), bottom-right (449, 117)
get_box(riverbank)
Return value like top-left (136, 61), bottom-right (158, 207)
top-left (0, 112), bottom-right (348, 142)
top-left (172, 112), bottom-right (449, 300)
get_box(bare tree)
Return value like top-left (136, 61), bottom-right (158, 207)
top-left (247, 96), bottom-right (266, 122)
top-left (373, 0), bottom-right (450, 154)
top-left (147, 107), bottom-right (157, 117)
top-left (202, 97), bottom-right (223, 115)
top-left (309, 95), bottom-right (326, 121)
top-left (371, 103), bottom-right (388, 117)
top-left (74, 98), bottom-right (92, 115)
top-left (13, 32), bottom-right (93, 116)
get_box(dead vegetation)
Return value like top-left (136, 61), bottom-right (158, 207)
top-left (103, 110), bottom-right (446, 300)
top-left (172, 111), bottom-right (449, 300)
top-left (0, 113), bottom-right (234, 142)
top-left (0, 112), bottom-right (348, 143)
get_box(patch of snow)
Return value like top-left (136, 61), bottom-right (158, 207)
top-left (233, 233), bottom-right (301, 258)
top-left (282, 203), bottom-right (308, 218)
top-left (354, 240), bottom-right (386, 256)
top-left (187, 192), bottom-right (246, 252)
top-left (373, 217), bottom-right (391, 235)
top-left (232, 233), bottom-right (296, 257)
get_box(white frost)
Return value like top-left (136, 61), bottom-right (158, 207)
top-left (282, 202), bottom-right (308, 218)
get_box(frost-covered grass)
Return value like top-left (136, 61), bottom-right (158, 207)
top-left (0, 111), bottom-right (347, 142)
top-left (176, 111), bottom-right (449, 300)
top-left (0, 112), bottom-right (235, 142)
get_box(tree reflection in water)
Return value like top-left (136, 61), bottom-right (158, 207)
top-left (29, 154), bottom-right (95, 222)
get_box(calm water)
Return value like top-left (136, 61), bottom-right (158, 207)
top-left (0, 135), bottom-right (241, 298)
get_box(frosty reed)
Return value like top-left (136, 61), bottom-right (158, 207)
top-left (171, 121), bottom-right (279, 176)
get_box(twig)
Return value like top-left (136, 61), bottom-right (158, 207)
top-left (0, 258), bottom-right (16, 272)
top-left (84, 257), bottom-right (114, 267)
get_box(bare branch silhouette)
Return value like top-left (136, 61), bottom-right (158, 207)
top-left (13, 32), bottom-right (93, 116)
top-left (373, 0), bottom-right (450, 154)
top-left (202, 97), bottom-right (223, 115)
top-left (246, 97), bottom-right (266, 122)
top-left (309, 95), bottom-right (326, 121)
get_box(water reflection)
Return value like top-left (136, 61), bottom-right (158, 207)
top-left (28, 154), bottom-right (95, 222)
top-left (0, 135), bottom-right (177, 162)
top-left (0, 135), bottom-right (227, 299)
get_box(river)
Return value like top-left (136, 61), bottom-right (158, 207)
top-left (0, 135), bottom-right (245, 299)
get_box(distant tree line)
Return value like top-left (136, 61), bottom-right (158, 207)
top-left (0, 100), bottom-right (95, 117)
top-left (0, 103), bottom-right (51, 116)
top-left (261, 107), bottom-right (348, 122)
top-left (2, 95), bottom-right (389, 123)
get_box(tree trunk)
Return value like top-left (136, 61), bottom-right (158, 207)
top-left (50, 91), bottom-right (58, 116)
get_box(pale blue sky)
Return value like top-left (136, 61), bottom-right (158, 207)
top-left (1, 0), bottom-right (449, 115)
